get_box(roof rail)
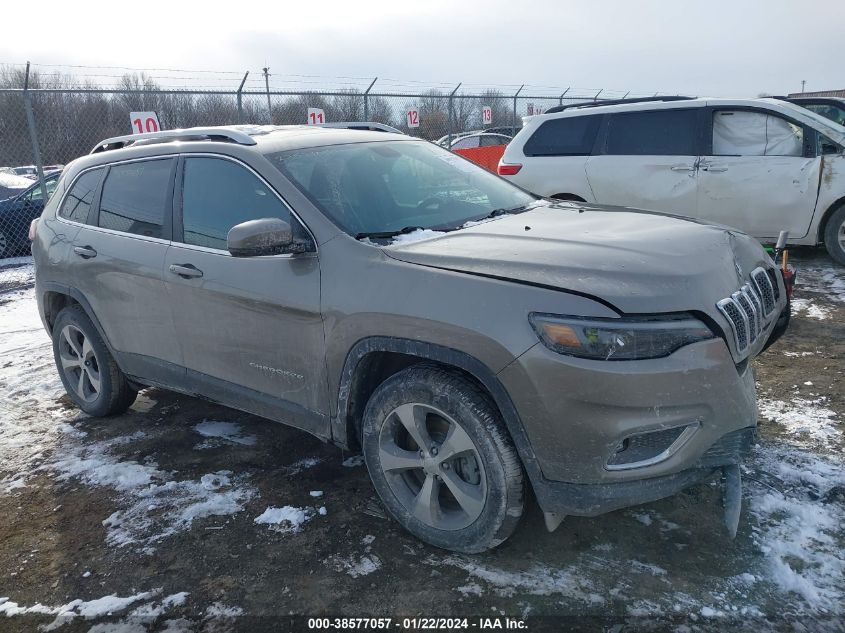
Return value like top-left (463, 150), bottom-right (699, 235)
top-left (90, 127), bottom-right (257, 154)
top-left (543, 96), bottom-right (696, 115)
top-left (318, 121), bottom-right (405, 134)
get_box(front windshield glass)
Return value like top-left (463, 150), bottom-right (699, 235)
top-left (776, 101), bottom-right (845, 141)
top-left (267, 140), bottom-right (537, 237)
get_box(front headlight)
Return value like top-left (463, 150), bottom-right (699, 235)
top-left (529, 313), bottom-right (714, 361)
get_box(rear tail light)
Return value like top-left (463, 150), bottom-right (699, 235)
top-left (28, 218), bottom-right (39, 241)
top-left (497, 163), bottom-right (522, 176)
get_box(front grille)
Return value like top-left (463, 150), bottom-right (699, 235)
top-left (696, 427), bottom-right (757, 468)
top-left (717, 267), bottom-right (778, 355)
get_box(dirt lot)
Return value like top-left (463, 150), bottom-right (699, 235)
top-left (0, 250), bottom-right (843, 632)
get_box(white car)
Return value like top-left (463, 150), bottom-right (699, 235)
top-left (498, 97), bottom-right (845, 263)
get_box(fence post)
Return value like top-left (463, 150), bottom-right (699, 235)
top-left (559, 87), bottom-right (570, 107)
top-left (364, 77), bottom-right (377, 121)
top-left (447, 83), bottom-right (462, 146)
top-left (512, 84), bottom-right (524, 135)
top-left (23, 62), bottom-right (48, 202)
top-left (236, 71), bottom-right (249, 124)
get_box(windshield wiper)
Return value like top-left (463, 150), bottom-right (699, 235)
top-left (479, 201), bottom-right (540, 221)
top-left (356, 226), bottom-right (427, 240)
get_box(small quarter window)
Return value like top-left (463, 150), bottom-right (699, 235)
top-left (59, 169), bottom-right (103, 224)
top-left (523, 116), bottom-right (600, 156)
top-left (98, 159), bottom-right (174, 238)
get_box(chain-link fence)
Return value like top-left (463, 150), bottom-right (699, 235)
top-left (0, 78), bottom-right (652, 289)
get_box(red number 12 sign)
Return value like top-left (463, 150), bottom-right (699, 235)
top-left (406, 107), bottom-right (420, 128)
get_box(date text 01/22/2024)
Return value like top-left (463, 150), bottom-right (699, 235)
top-left (307, 618), bottom-right (528, 630)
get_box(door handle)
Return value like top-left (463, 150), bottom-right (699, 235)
top-left (701, 163), bottom-right (728, 172)
top-left (169, 263), bottom-right (203, 279)
top-left (670, 164), bottom-right (696, 172)
top-left (73, 245), bottom-right (97, 259)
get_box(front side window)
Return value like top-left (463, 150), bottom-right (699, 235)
top-left (605, 109), bottom-right (698, 156)
top-left (712, 110), bottom-right (804, 157)
top-left (523, 115), bottom-right (600, 156)
top-left (58, 169), bottom-right (103, 224)
top-left (25, 178), bottom-right (59, 202)
top-left (98, 159), bottom-right (174, 238)
top-left (181, 157), bottom-right (292, 250)
top-left (269, 140), bottom-right (537, 236)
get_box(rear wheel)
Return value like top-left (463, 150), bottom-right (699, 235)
top-left (52, 305), bottom-right (137, 416)
top-left (362, 364), bottom-right (524, 553)
top-left (823, 204), bottom-right (845, 265)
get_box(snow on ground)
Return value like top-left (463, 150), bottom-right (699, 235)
top-left (254, 505), bottom-right (315, 534)
top-left (0, 589), bottom-right (161, 629)
top-left (790, 298), bottom-right (832, 320)
top-left (795, 257), bottom-right (845, 303)
top-left (758, 396), bottom-right (841, 446)
top-left (325, 553), bottom-right (382, 578)
top-left (0, 287), bottom-right (256, 552)
top-left (0, 259), bottom-right (34, 291)
top-left (193, 420), bottom-right (257, 448)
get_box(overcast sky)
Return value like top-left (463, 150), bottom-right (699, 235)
top-left (2, 0), bottom-right (841, 97)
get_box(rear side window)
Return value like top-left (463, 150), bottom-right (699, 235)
top-left (605, 109), bottom-right (698, 155)
top-left (98, 159), bottom-right (174, 239)
top-left (180, 157), bottom-right (292, 250)
top-left (523, 116), bottom-right (600, 156)
top-left (59, 168), bottom-right (103, 224)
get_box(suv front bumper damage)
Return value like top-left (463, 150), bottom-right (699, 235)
top-left (498, 337), bottom-right (759, 533)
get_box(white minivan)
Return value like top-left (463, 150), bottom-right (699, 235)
top-left (498, 97), bottom-right (845, 263)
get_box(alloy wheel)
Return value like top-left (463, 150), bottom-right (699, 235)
top-left (377, 402), bottom-right (487, 530)
top-left (58, 324), bottom-right (101, 403)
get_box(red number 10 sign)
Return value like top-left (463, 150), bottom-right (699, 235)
top-left (130, 112), bottom-right (160, 134)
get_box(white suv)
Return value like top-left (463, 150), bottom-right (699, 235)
top-left (498, 97), bottom-right (845, 263)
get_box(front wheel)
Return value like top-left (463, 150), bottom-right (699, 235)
top-left (823, 204), bottom-right (845, 265)
top-left (362, 364), bottom-right (524, 553)
top-left (52, 305), bottom-right (137, 416)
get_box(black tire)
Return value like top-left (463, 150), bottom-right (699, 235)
top-left (52, 305), bottom-right (137, 417)
top-left (823, 204), bottom-right (845, 266)
top-left (362, 364), bottom-right (524, 553)
top-left (0, 229), bottom-right (8, 258)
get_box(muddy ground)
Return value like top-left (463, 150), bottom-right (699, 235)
top-left (0, 250), bottom-right (842, 632)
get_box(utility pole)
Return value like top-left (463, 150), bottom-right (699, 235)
top-left (801, 79), bottom-right (806, 94)
top-left (263, 67), bottom-right (272, 120)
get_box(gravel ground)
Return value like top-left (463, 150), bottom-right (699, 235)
top-left (0, 251), bottom-right (842, 632)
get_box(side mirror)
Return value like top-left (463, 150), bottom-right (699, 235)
top-left (227, 218), bottom-right (294, 257)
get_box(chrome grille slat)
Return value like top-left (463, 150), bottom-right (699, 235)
top-left (718, 267), bottom-right (780, 356)
top-left (751, 267), bottom-right (776, 316)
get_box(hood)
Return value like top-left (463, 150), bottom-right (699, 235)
top-left (384, 204), bottom-right (772, 317)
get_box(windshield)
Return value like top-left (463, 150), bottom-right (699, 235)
top-left (776, 101), bottom-right (845, 142)
top-left (267, 140), bottom-right (537, 237)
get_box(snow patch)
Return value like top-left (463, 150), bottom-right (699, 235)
top-left (325, 553), bottom-right (382, 578)
top-left (758, 396), bottom-right (840, 446)
top-left (790, 298), bottom-right (831, 320)
top-left (254, 505), bottom-right (314, 533)
top-left (342, 454), bottom-right (365, 467)
top-left (193, 420), bottom-right (256, 447)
